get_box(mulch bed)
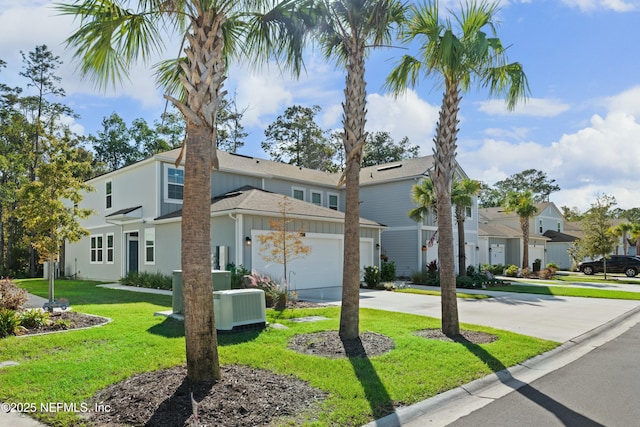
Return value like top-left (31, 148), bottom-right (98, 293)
top-left (415, 328), bottom-right (499, 344)
top-left (288, 330), bottom-right (395, 358)
top-left (85, 365), bottom-right (327, 427)
top-left (20, 311), bottom-right (110, 336)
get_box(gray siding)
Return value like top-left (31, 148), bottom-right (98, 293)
top-left (380, 229), bottom-right (418, 277)
top-left (546, 243), bottom-right (573, 270)
top-left (360, 181), bottom-right (417, 228)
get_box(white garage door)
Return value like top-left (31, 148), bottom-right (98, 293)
top-left (252, 232), bottom-right (343, 291)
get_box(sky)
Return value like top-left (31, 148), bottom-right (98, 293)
top-left (1, 0), bottom-right (640, 212)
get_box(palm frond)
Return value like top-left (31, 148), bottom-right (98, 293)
top-left (55, 0), bottom-right (166, 90)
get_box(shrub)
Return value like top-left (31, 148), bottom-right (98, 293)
top-left (228, 264), bottom-right (251, 289)
top-left (363, 266), bottom-right (380, 288)
top-left (380, 261), bottom-right (396, 282)
top-left (120, 271), bottom-right (172, 290)
top-left (0, 279), bottom-right (28, 310)
top-left (456, 275), bottom-right (476, 288)
top-left (426, 260), bottom-right (438, 279)
top-left (19, 309), bottom-right (50, 329)
top-left (466, 265), bottom-right (477, 276)
top-left (410, 270), bottom-right (439, 286)
top-left (481, 264), bottom-right (506, 276)
top-left (382, 282), bottom-right (396, 291)
top-left (538, 268), bottom-right (554, 280)
top-left (504, 265), bottom-right (519, 277)
top-left (0, 308), bottom-right (22, 337)
top-left (521, 267), bottom-right (531, 278)
top-left (546, 262), bottom-right (559, 272)
top-left (240, 271), bottom-right (284, 308)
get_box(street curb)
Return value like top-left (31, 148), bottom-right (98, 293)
top-left (364, 305), bottom-right (640, 427)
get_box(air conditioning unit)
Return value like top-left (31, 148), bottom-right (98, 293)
top-left (213, 289), bottom-right (266, 332)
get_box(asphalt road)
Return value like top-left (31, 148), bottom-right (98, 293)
top-left (448, 321), bottom-right (640, 427)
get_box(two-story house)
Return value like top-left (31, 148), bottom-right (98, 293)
top-left (65, 148), bottom-right (479, 296)
top-left (358, 157), bottom-right (479, 277)
top-left (478, 202), bottom-right (578, 270)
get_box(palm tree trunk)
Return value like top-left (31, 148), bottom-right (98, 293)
top-left (521, 217), bottom-right (529, 269)
top-left (182, 122), bottom-right (219, 383)
top-left (433, 83), bottom-right (460, 337)
top-left (175, 11), bottom-right (224, 383)
top-left (339, 38), bottom-right (366, 341)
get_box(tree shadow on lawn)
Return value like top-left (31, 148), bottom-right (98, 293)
top-left (147, 317), bottom-right (263, 345)
top-left (456, 336), bottom-right (604, 426)
top-left (344, 336), bottom-right (400, 424)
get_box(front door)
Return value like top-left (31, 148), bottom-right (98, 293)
top-left (127, 233), bottom-right (139, 273)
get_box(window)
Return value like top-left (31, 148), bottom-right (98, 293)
top-left (292, 187), bottom-right (305, 201)
top-left (106, 181), bottom-right (112, 209)
top-left (90, 235), bottom-right (103, 263)
top-left (311, 191), bottom-right (322, 206)
top-left (166, 167), bottom-right (184, 202)
top-left (106, 233), bottom-right (114, 264)
top-left (144, 228), bottom-right (155, 264)
top-left (465, 206), bottom-right (472, 218)
top-left (328, 193), bottom-right (339, 211)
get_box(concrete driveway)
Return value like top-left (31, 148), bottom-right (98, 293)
top-left (324, 287), bottom-right (640, 342)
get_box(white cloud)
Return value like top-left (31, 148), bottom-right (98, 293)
top-left (461, 85), bottom-right (640, 211)
top-left (560, 0), bottom-right (638, 12)
top-left (366, 90), bottom-right (440, 155)
top-left (477, 98), bottom-right (571, 117)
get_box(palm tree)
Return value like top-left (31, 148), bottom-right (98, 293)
top-left (503, 190), bottom-right (538, 270)
top-left (57, 0), bottom-right (307, 383)
top-left (386, 0), bottom-right (528, 336)
top-left (631, 223), bottom-right (640, 258)
top-left (408, 177), bottom-right (436, 223)
top-left (409, 177), bottom-right (479, 276)
top-left (610, 222), bottom-right (632, 255)
top-left (312, 0), bottom-right (406, 341)
top-left (452, 178), bottom-right (480, 275)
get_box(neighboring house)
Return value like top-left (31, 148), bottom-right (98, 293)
top-left (65, 148), bottom-right (478, 291)
top-left (478, 202), bottom-right (570, 270)
top-left (358, 157), bottom-right (479, 278)
top-left (65, 149), bottom-right (383, 300)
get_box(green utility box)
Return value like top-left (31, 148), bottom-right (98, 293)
top-left (172, 270), bottom-right (232, 314)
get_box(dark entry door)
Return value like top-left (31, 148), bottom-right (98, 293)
top-left (128, 239), bottom-right (139, 273)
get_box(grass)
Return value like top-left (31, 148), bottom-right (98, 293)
top-left (0, 279), bottom-right (558, 426)
top-left (486, 283), bottom-right (640, 300)
top-left (396, 288), bottom-right (492, 300)
top-left (552, 274), bottom-right (640, 285)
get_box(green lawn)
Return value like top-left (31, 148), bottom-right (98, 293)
top-left (486, 283), bottom-right (640, 300)
top-left (396, 288), bottom-right (492, 299)
top-left (0, 279), bottom-right (558, 426)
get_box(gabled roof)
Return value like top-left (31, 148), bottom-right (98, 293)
top-left (478, 222), bottom-right (522, 238)
top-left (479, 202), bottom-right (554, 221)
top-left (155, 149), bottom-right (339, 187)
top-left (155, 187), bottom-right (384, 227)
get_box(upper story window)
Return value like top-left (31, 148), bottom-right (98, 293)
top-left (311, 191), bottom-right (322, 206)
top-left (557, 221), bottom-right (561, 232)
top-left (165, 166), bottom-right (184, 203)
top-left (539, 219), bottom-right (543, 233)
top-left (328, 193), bottom-right (339, 211)
top-left (465, 206), bottom-right (472, 219)
top-left (292, 187), bottom-right (305, 201)
top-left (106, 181), bottom-right (112, 209)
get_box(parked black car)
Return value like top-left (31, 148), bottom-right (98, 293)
top-left (578, 255), bottom-right (640, 277)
